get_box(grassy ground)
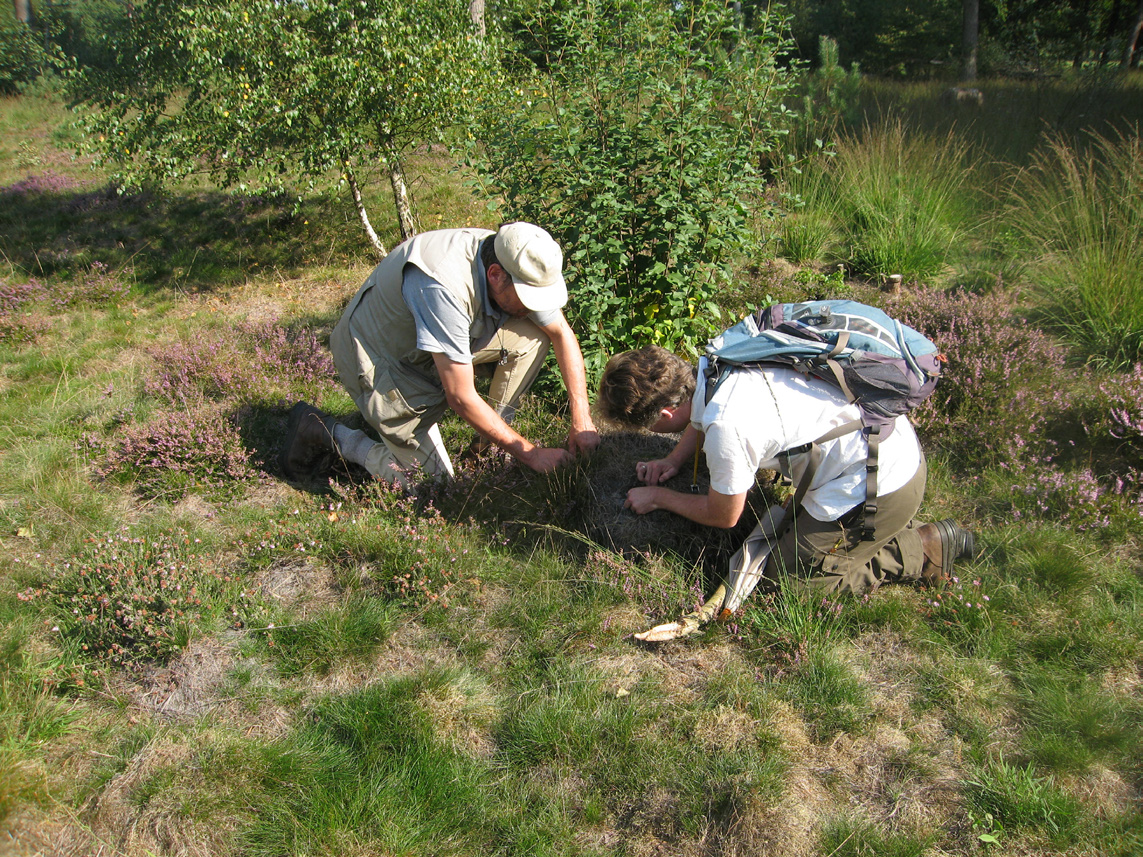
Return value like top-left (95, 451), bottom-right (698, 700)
top-left (2, 88), bottom-right (1142, 857)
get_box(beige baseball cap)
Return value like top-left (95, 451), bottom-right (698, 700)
top-left (493, 222), bottom-right (568, 312)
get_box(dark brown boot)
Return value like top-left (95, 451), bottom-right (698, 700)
top-left (279, 402), bottom-right (339, 481)
top-left (918, 519), bottom-right (976, 586)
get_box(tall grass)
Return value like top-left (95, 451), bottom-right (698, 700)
top-left (775, 155), bottom-right (843, 265)
top-left (836, 121), bottom-right (977, 282)
top-left (1007, 130), bottom-right (1143, 368)
top-left (775, 120), bottom-right (979, 283)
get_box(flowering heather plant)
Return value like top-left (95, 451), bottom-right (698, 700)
top-left (145, 319), bottom-right (336, 406)
top-left (96, 403), bottom-right (254, 500)
top-left (922, 574), bottom-right (993, 637)
top-left (882, 287), bottom-right (1143, 527)
top-left (0, 171), bottom-right (85, 197)
top-left (59, 261), bottom-right (131, 307)
top-left (0, 279), bottom-right (49, 344)
top-left (1089, 363), bottom-right (1143, 463)
top-left (18, 528), bottom-right (244, 675)
top-left (884, 287), bottom-right (1075, 466)
top-left (0, 264), bottom-right (131, 345)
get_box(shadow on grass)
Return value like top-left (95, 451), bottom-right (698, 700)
top-left (0, 174), bottom-right (375, 291)
top-left (259, 419), bottom-right (772, 585)
top-left (421, 431), bottom-right (776, 585)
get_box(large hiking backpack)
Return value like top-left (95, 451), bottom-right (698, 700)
top-left (702, 300), bottom-right (943, 540)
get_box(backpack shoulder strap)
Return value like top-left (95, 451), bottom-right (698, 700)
top-left (770, 418), bottom-right (865, 540)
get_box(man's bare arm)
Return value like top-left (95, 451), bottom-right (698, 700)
top-left (538, 313), bottom-right (600, 455)
top-left (434, 353), bottom-right (571, 473)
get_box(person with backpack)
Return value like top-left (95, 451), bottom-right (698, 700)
top-left (597, 307), bottom-right (975, 596)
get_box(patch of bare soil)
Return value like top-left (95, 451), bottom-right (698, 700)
top-left (582, 432), bottom-right (773, 566)
top-left (1070, 764), bottom-right (1139, 819)
top-left (256, 555), bottom-right (341, 608)
top-left (113, 635), bottom-right (237, 721)
top-left (418, 675), bottom-right (500, 759)
top-left (238, 476), bottom-right (313, 511)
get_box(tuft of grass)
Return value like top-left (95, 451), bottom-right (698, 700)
top-left (964, 756), bottom-right (1085, 844)
top-left (775, 152), bottom-right (844, 266)
top-left (829, 120), bottom-right (978, 283)
top-left (1014, 665), bottom-right (1142, 774)
top-left (0, 607), bottom-right (74, 824)
top-left (818, 816), bottom-right (931, 857)
top-left (778, 649), bottom-right (871, 741)
top-left (1008, 130), bottom-right (1143, 369)
top-left (738, 577), bottom-right (843, 673)
top-left (1004, 531), bottom-right (1098, 595)
top-left (240, 671), bottom-right (499, 856)
top-left (256, 595), bottom-right (398, 678)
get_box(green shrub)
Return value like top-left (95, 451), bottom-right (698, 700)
top-left (471, 0), bottom-right (799, 379)
top-left (0, 18), bottom-right (54, 94)
top-left (787, 35), bottom-right (863, 156)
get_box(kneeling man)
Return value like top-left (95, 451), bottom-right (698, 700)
top-left (283, 223), bottom-right (599, 485)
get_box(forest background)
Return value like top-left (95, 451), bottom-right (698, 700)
top-left (2, 1), bottom-right (1143, 855)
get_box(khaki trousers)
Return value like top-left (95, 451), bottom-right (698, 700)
top-left (761, 456), bottom-right (928, 595)
top-left (342, 317), bottom-right (551, 485)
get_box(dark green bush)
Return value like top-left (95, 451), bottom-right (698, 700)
top-left (472, 0), bottom-right (800, 380)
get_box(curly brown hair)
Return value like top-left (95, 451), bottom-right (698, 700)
top-left (597, 346), bottom-right (696, 429)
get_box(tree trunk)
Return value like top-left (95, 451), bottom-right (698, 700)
top-left (961, 0), bottom-right (979, 81)
top-left (469, 0), bottom-right (485, 37)
top-left (344, 161), bottom-right (388, 260)
top-left (14, 0), bottom-right (33, 24)
top-left (1125, 0), bottom-right (1143, 68)
top-left (386, 148), bottom-right (417, 241)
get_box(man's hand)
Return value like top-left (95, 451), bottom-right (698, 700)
top-left (636, 458), bottom-right (679, 485)
top-left (435, 354), bottom-right (571, 472)
top-left (522, 446), bottom-right (574, 473)
top-left (624, 485), bottom-right (662, 515)
top-left (568, 426), bottom-right (600, 456)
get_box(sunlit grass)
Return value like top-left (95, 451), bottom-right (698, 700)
top-left (2, 86), bottom-right (1143, 857)
top-left (1007, 130), bottom-right (1143, 368)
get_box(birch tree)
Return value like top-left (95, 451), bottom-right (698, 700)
top-left (71, 0), bottom-right (496, 258)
